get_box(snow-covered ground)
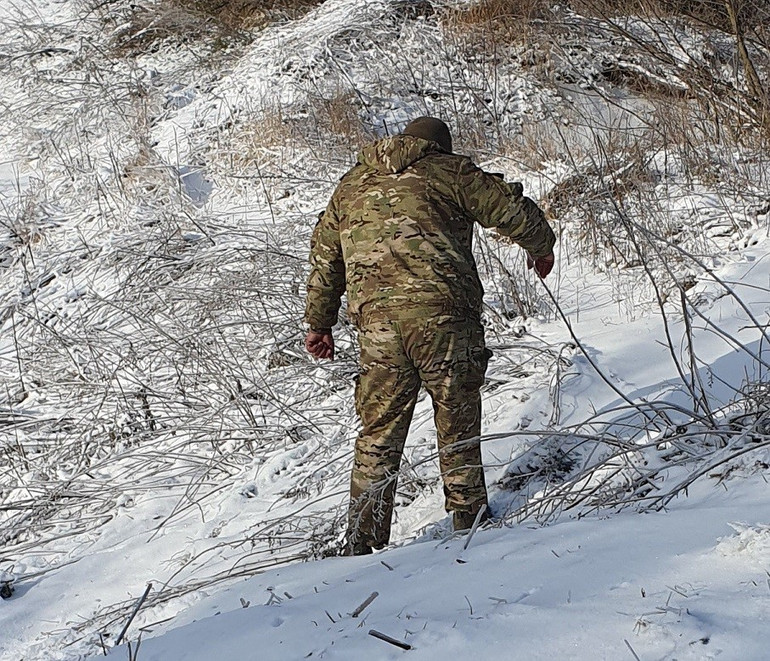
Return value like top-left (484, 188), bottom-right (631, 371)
top-left (98, 478), bottom-right (770, 661)
top-left (1, 1), bottom-right (769, 659)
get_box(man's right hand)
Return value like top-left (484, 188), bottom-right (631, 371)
top-left (305, 330), bottom-right (334, 360)
top-left (527, 251), bottom-right (555, 279)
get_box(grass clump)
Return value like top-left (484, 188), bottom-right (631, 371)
top-left (87, 0), bottom-right (324, 55)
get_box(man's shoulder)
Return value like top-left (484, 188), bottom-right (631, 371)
top-left (422, 150), bottom-right (471, 168)
top-left (402, 151), bottom-right (474, 186)
top-left (331, 151), bottom-right (485, 202)
top-left (334, 162), bottom-right (371, 189)
top-left (326, 163), bottom-right (368, 204)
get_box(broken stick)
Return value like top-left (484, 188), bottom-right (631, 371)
top-left (351, 591), bottom-right (379, 618)
top-left (368, 629), bottom-right (412, 651)
top-left (115, 583), bottom-right (153, 645)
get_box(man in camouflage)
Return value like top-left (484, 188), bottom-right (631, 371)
top-left (304, 117), bottom-right (555, 555)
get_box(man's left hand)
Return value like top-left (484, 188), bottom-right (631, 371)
top-left (527, 251), bottom-right (555, 279)
top-left (305, 331), bottom-right (334, 360)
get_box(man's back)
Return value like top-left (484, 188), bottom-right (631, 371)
top-left (334, 134), bottom-right (485, 322)
top-left (306, 133), bottom-right (554, 330)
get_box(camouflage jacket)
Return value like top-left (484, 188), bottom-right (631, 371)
top-left (305, 135), bottom-right (555, 330)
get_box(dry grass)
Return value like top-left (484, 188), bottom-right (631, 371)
top-left (310, 90), bottom-right (377, 148)
top-left (441, 0), bottom-right (554, 39)
top-left (185, 0), bottom-right (323, 29)
top-left (573, 0), bottom-right (768, 35)
top-left (442, 0), bottom-right (768, 92)
top-left (501, 117), bottom-right (587, 171)
top-left (227, 106), bottom-right (298, 170)
top-left (224, 90), bottom-right (375, 173)
top-left (569, 0), bottom-right (770, 133)
top-left (90, 0), bottom-right (324, 54)
top-left (439, 0), bottom-right (559, 72)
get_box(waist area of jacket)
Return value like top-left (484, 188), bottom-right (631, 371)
top-left (353, 296), bottom-right (481, 327)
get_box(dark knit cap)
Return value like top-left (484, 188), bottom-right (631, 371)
top-left (402, 116), bottom-right (452, 153)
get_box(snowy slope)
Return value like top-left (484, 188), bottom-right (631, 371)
top-left (1, 0), bottom-right (769, 659)
top-left (99, 478), bottom-right (770, 661)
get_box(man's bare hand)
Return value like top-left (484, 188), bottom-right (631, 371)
top-left (305, 331), bottom-right (334, 360)
top-left (527, 251), bottom-right (555, 279)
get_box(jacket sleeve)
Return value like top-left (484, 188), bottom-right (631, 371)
top-left (453, 159), bottom-right (556, 258)
top-left (304, 196), bottom-right (346, 331)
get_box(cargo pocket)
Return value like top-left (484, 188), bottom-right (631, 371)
top-left (467, 324), bottom-right (491, 390)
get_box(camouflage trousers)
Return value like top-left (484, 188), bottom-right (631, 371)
top-left (348, 310), bottom-right (491, 549)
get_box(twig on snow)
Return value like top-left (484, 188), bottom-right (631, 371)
top-left (115, 583), bottom-right (152, 645)
top-left (624, 638), bottom-right (641, 661)
top-left (462, 506), bottom-right (488, 552)
top-left (351, 591), bottom-right (379, 618)
top-left (368, 629), bottom-right (412, 651)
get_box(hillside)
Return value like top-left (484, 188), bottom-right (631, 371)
top-left (1, 0), bottom-right (769, 659)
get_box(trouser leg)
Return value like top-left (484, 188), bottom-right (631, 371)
top-left (348, 319), bottom-right (420, 549)
top-left (407, 317), bottom-right (490, 519)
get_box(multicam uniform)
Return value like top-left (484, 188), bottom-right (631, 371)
top-left (305, 134), bottom-right (555, 549)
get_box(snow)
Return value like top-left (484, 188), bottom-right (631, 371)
top-left (100, 478), bottom-right (770, 661)
top-left (1, 1), bottom-right (769, 660)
